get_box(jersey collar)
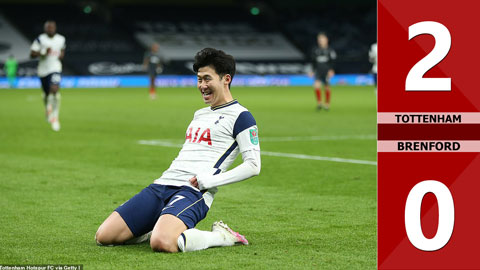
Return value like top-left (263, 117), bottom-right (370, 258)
top-left (211, 100), bottom-right (238, 111)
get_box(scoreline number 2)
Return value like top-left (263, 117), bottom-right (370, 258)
top-left (406, 21), bottom-right (451, 91)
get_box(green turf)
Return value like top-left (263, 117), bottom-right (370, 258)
top-left (0, 86), bottom-right (377, 269)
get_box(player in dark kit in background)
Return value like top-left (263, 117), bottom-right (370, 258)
top-left (143, 43), bottom-right (165, 99)
top-left (309, 32), bottom-right (336, 111)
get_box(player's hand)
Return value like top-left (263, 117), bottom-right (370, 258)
top-left (328, 69), bottom-right (335, 78)
top-left (46, 48), bottom-right (51, 55)
top-left (308, 71), bottom-right (314, 77)
top-left (189, 176), bottom-right (199, 188)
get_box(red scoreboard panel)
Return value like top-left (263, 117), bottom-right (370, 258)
top-left (378, 0), bottom-right (480, 269)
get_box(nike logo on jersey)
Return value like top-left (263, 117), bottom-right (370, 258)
top-left (161, 205), bottom-right (175, 211)
top-left (186, 127), bottom-right (212, 145)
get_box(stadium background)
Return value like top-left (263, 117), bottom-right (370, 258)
top-left (0, 0), bottom-right (377, 269)
top-left (0, 0), bottom-right (376, 88)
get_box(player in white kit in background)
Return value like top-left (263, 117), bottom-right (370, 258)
top-left (30, 20), bottom-right (66, 131)
top-left (369, 42), bottom-right (377, 95)
top-left (95, 48), bottom-right (261, 253)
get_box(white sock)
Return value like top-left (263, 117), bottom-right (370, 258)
top-left (52, 93), bottom-right (61, 121)
top-left (177, 228), bottom-right (234, 252)
top-left (46, 94), bottom-right (54, 121)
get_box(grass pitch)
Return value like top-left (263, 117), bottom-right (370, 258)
top-left (0, 86), bottom-right (377, 269)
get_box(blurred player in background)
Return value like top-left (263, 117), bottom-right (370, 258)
top-left (309, 32), bottom-right (336, 111)
top-left (143, 43), bottom-right (165, 99)
top-left (369, 42), bottom-right (377, 94)
top-left (30, 20), bottom-right (66, 131)
top-left (4, 54), bottom-right (18, 88)
top-left (96, 48), bottom-right (261, 253)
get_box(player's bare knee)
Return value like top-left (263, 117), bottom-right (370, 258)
top-left (95, 229), bottom-right (106, 245)
top-left (150, 235), bottom-right (178, 253)
top-left (95, 228), bottom-right (113, 246)
top-left (50, 86), bottom-right (59, 94)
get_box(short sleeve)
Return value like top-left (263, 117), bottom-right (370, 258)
top-left (235, 126), bottom-right (260, 152)
top-left (330, 50), bottom-right (337, 60)
top-left (233, 111), bottom-right (256, 138)
top-left (31, 37), bottom-right (41, 52)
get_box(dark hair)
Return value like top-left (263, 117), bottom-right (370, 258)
top-left (193, 48), bottom-right (236, 88)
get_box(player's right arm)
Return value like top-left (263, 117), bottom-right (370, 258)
top-left (143, 52), bottom-right (150, 70)
top-left (30, 48), bottom-right (51, 59)
top-left (308, 47), bottom-right (316, 77)
top-left (30, 37), bottom-right (48, 59)
top-left (59, 49), bottom-right (65, 60)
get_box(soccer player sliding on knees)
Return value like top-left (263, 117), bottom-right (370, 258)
top-left (96, 48), bottom-right (261, 252)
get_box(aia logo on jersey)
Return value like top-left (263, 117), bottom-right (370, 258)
top-left (185, 127), bottom-right (212, 146)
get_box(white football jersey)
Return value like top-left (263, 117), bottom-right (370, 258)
top-left (154, 100), bottom-right (261, 207)
top-left (30, 33), bottom-right (66, 77)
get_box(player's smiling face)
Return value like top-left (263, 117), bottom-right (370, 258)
top-left (197, 65), bottom-right (232, 107)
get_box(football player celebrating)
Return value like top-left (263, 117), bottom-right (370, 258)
top-left (30, 20), bottom-right (66, 131)
top-left (96, 48), bottom-right (261, 253)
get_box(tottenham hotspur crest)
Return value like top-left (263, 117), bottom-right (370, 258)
top-left (215, 116), bottom-right (224, 124)
top-left (249, 128), bottom-right (258, 145)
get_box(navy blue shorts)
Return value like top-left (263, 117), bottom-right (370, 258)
top-left (115, 184), bottom-right (209, 237)
top-left (40, 72), bottom-right (61, 95)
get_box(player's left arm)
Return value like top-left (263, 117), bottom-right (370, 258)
top-left (59, 49), bottom-right (65, 60)
top-left (192, 129), bottom-right (261, 190)
top-left (59, 40), bottom-right (66, 60)
top-left (192, 113), bottom-right (261, 190)
top-left (328, 49), bottom-right (337, 78)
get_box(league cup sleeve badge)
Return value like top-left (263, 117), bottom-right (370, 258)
top-left (249, 128), bottom-right (259, 145)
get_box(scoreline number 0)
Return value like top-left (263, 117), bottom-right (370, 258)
top-left (405, 180), bottom-right (455, 251)
top-left (406, 21), bottom-right (451, 91)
